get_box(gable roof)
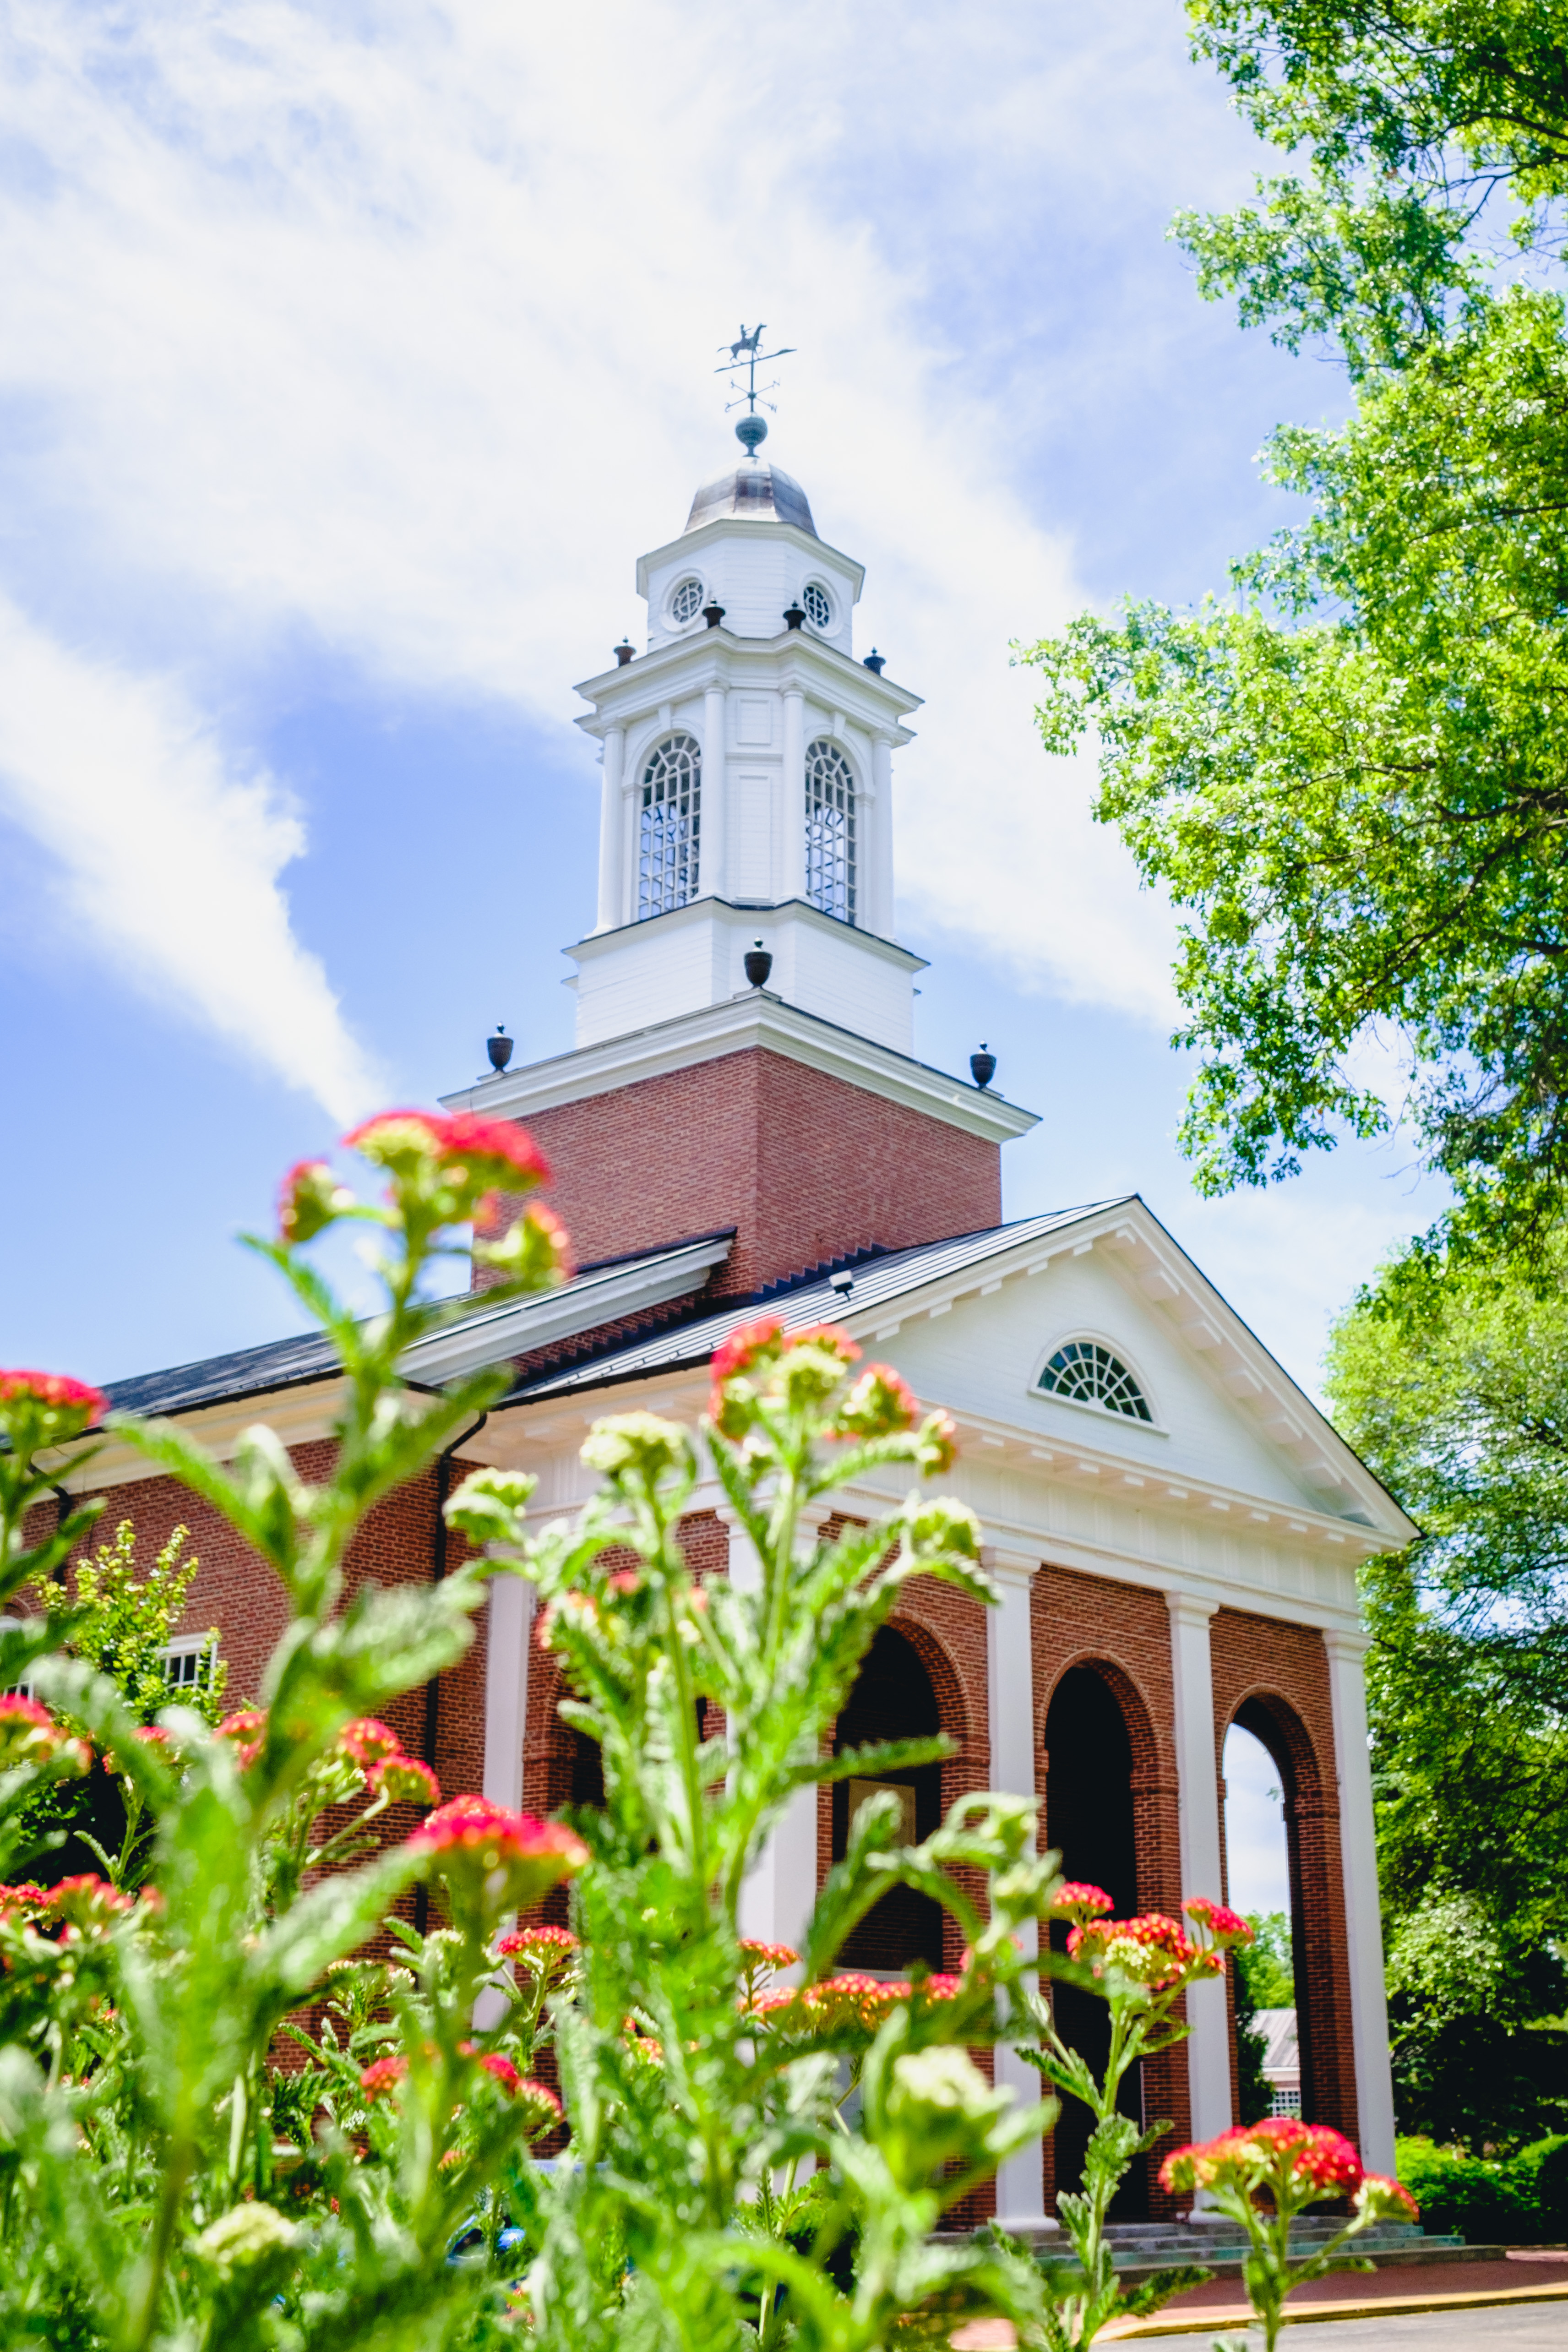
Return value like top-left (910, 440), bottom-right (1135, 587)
top-left (102, 1230), bottom-right (736, 1420)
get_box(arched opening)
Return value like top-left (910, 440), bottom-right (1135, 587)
top-left (638, 732), bottom-right (702, 917)
top-left (831, 1626), bottom-right (944, 1971)
top-left (1226, 1693), bottom-right (1344, 2131)
top-left (1222, 1717), bottom-right (1296, 2123)
top-left (1045, 1663), bottom-right (1145, 2217)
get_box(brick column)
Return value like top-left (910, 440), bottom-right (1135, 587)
top-left (1165, 1592), bottom-right (1231, 2143)
top-left (1323, 1630), bottom-right (1395, 2172)
top-left (986, 1548), bottom-right (1047, 2227)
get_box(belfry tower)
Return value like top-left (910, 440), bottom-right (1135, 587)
top-left (444, 430), bottom-right (1036, 1295)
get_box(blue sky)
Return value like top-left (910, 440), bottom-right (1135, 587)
top-left (0, 0), bottom-right (1441, 1405)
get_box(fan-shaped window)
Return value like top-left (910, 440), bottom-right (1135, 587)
top-left (805, 737), bottom-right (856, 924)
top-left (638, 733), bottom-right (701, 918)
top-left (668, 576), bottom-right (704, 626)
top-left (1038, 1341), bottom-right (1152, 1423)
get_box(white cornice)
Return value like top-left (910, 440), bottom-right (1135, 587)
top-left (572, 630), bottom-right (921, 740)
top-left (634, 517), bottom-right (865, 599)
top-left (440, 988), bottom-right (1039, 1145)
top-left (566, 897), bottom-right (927, 977)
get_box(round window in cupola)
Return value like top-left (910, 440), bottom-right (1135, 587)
top-left (801, 581), bottom-right (833, 631)
top-left (668, 576), bottom-right (705, 627)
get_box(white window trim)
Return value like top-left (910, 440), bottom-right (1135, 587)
top-left (666, 573), bottom-right (708, 629)
top-left (800, 578), bottom-right (835, 632)
top-left (161, 1633), bottom-right (219, 1690)
top-left (1025, 1332), bottom-right (1167, 1435)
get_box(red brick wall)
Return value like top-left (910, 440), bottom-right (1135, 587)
top-left (1031, 1563), bottom-right (1187, 2218)
top-left (509, 1047), bottom-right (1001, 1297)
top-left (42, 1443), bottom-right (491, 1810)
top-left (1210, 1610), bottom-right (1358, 2147)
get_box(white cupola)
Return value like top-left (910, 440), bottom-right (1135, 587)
top-left (566, 451), bottom-right (926, 1055)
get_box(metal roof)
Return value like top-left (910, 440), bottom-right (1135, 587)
top-left (684, 462), bottom-right (817, 538)
top-left (100, 1230), bottom-right (739, 1421)
top-left (504, 1202), bottom-right (1129, 1403)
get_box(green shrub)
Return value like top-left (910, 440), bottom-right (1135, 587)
top-left (1396, 2134), bottom-right (1568, 2243)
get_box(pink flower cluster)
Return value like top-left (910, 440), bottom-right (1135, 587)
top-left (754, 1971), bottom-right (964, 2034)
top-left (0, 1369), bottom-right (106, 1419)
top-left (1160, 2116), bottom-right (1414, 2208)
top-left (1067, 1910), bottom-right (1219, 1990)
top-left (707, 1317), bottom-right (953, 1465)
top-left (0, 1694), bottom-right (89, 1776)
top-left (341, 1717), bottom-right (441, 1808)
top-left (495, 1923), bottom-right (579, 1962)
top-left (0, 1874), bottom-right (146, 1940)
top-left (409, 1795), bottom-right (588, 1924)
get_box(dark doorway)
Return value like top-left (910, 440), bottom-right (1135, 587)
top-left (1045, 1664), bottom-right (1145, 2216)
top-left (832, 1626), bottom-right (946, 1971)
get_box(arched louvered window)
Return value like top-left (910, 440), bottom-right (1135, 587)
top-left (804, 737), bottom-right (856, 923)
top-left (1038, 1340), bottom-right (1153, 1423)
top-left (638, 733), bottom-right (701, 919)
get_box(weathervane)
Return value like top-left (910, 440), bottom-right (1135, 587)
top-left (715, 323), bottom-right (795, 456)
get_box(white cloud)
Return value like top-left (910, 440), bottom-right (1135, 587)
top-left (0, 0), bottom-right (1252, 1044)
top-left (0, 596), bottom-right (377, 1118)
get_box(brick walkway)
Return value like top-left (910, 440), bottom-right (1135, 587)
top-left (949, 2251), bottom-right (1568, 2345)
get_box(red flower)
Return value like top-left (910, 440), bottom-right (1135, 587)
top-left (0, 1369), bottom-right (105, 1448)
top-left (1068, 1911), bottom-right (1216, 1990)
top-left (340, 1718), bottom-right (402, 1770)
top-left (343, 1110), bottom-right (550, 1192)
top-left (359, 2054), bottom-right (409, 2099)
top-left (1184, 1895), bottom-right (1254, 1948)
top-left (0, 1369), bottom-right (106, 1418)
top-left (277, 1159), bottom-right (353, 1246)
top-left (738, 1939), bottom-right (799, 1972)
top-left (369, 1753), bottom-right (440, 1808)
top-left (515, 2077), bottom-right (564, 2132)
top-left (476, 2051), bottom-right (522, 2095)
top-left (49, 1876), bottom-right (134, 1936)
top-left (789, 1323), bottom-right (861, 1363)
top-left (0, 1883), bottom-right (50, 1920)
top-left (834, 1364), bottom-right (918, 1440)
top-left (1360, 2172), bottom-right (1419, 2221)
top-left (408, 1796), bottom-right (587, 1926)
top-left (1160, 2118), bottom-right (1365, 2199)
top-left (1052, 1882), bottom-right (1114, 1923)
top-left (0, 1695), bottom-right (84, 1773)
top-left (216, 1710), bottom-right (267, 1769)
top-left (710, 1316), bottom-right (784, 1384)
top-left (496, 1923), bottom-right (578, 1962)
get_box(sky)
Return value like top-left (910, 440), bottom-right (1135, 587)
top-left (0, 0), bottom-right (1445, 1400)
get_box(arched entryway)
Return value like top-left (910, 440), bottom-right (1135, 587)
top-left (831, 1625), bottom-right (946, 1971)
top-left (1225, 1692), bottom-right (1348, 2134)
top-left (1045, 1662), bottom-right (1147, 2216)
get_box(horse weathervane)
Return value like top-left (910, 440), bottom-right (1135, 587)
top-left (715, 323), bottom-right (796, 455)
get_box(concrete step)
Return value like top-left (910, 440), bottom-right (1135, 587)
top-left (969, 2219), bottom-right (1501, 2280)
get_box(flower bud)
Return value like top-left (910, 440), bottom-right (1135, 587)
top-left (276, 1159), bottom-right (354, 1246)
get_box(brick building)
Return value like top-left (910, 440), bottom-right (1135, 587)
top-left (60, 436), bottom-right (1409, 2225)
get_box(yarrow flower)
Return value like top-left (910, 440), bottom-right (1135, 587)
top-left (342, 1110), bottom-right (550, 1226)
top-left (738, 1940), bottom-right (799, 1972)
top-left (340, 1719), bottom-right (402, 1769)
top-left (216, 1710), bottom-right (267, 1770)
top-left (514, 2078), bottom-right (564, 2133)
top-left (1068, 1911), bottom-right (1217, 1990)
top-left (49, 1876), bottom-right (135, 1937)
top-left (1052, 1881), bottom-right (1115, 1925)
top-left (369, 1753), bottom-right (440, 1808)
top-left (496, 1924), bottom-right (578, 1966)
top-left (277, 1159), bottom-right (355, 1246)
top-left (0, 1368), bottom-right (106, 1453)
top-left (833, 1364), bottom-right (918, 1441)
top-left (0, 1883), bottom-right (50, 1922)
top-left (1160, 2117), bottom-right (1366, 2199)
top-left (408, 1796), bottom-right (587, 1927)
top-left (0, 1694), bottom-right (87, 1775)
top-left (359, 2055), bottom-right (409, 2100)
top-left (1183, 1895), bottom-right (1254, 1949)
top-left (457, 2044), bottom-right (523, 2096)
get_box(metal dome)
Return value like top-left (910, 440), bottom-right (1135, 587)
top-left (683, 462), bottom-right (817, 539)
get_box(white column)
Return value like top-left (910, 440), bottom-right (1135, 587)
top-left (730, 1508), bottom-right (818, 1960)
top-left (702, 684), bottom-right (728, 900)
top-left (1323, 1630), bottom-right (1396, 2174)
top-left (475, 1571), bottom-right (535, 2030)
top-left (986, 1550), bottom-right (1047, 2229)
top-left (595, 726), bottom-right (626, 932)
top-left (483, 1573), bottom-right (533, 1813)
top-left (782, 688), bottom-right (807, 903)
top-left (869, 734), bottom-right (895, 936)
top-left (1165, 1593), bottom-right (1231, 2143)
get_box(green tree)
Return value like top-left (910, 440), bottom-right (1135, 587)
top-left (1234, 1911), bottom-right (1293, 2123)
top-left (15, 1521), bottom-right (227, 1887)
top-left (1020, 0), bottom-right (1568, 1261)
top-left (1325, 1242), bottom-right (1568, 2145)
